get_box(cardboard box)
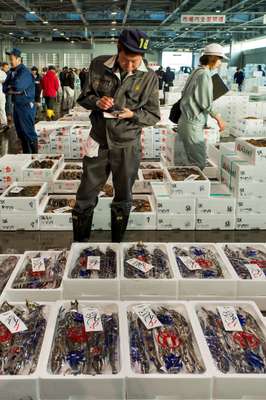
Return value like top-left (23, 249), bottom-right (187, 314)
top-left (0, 182), bottom-right (48, 214)
top-left (39, 301), bottom-right (125, 400)
top-left (123, 301), bottom-right (212, 400)
top-left (196, 214), bottom-right (236, 230)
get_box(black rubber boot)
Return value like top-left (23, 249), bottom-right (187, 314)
top-left (111, 209), bottom-right (130, 243)
top-left (30, 139), bottom-right (38, 154)
top-left (72, 210), bottom-right (94, 242)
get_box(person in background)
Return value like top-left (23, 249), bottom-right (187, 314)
top-left (42, 67), bottom-right (48, 77)
top-left (79, 68), bottom-right (87, 91)
top-left (3, 48), bottom-right (38, 153)
top-left (0, 62), bottom-right (8, 130)
top-left (163, 66), bottom-right (175, 91)
top-left (31, 66), bottom-right (41, 118)
top-left (41, 65), bottom-right (59, 120)
top-left (2, 62), bottom-right (12, 127)
top-left (72, 28), bottom-right (160, 243)
top-left (155, 66), bottom-right (164, 90)
top-left (61, 67), bottom-right (75, 111)
top-left (257, 65), bottom-right (265, 77)
top-left (234, 67), bottom-right (245, 92)
top-left (176, 43), bottom-right (226, 170)
top-left (59, 66), bottom-right (68, 87)
top-left (73, 68), bottom-right (81, 104)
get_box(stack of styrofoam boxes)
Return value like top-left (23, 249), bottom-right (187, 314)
top-left (70, 122), bottom-right (92, 159)
top-left (0, 182), bottom-right (48, 230)
top-left (138, 163), bottom-right (165, 194)
top-left (233, 137), bottom-right (266, 229)
top-left (53, 163), bottom-right (82, 194)
top-left (207, 141), bottom-right (235, 179)
top-left (161, 127), bottom-right (183, 166)
top-left (35, 121), bottom-right (73, 155)
top-left (232, 117), bottom-right (264, 138)
top-left (0, 154), bottom-right (30, 194)
top-left (152, 182), bottom-right (196, 230)
top-left (22, 154), bottom-right (64, 193)
top-left (141, 125), bottom-right (162, 159)
top-left (196, 183), bottom-right (236, 230)
top-left (50, 128), bottom-right (72, 158)
top-left (39, 194), bottom-right (75, 231)
top-left (128, 195), bottom-right (157, 230)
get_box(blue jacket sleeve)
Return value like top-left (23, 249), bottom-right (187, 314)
top-left (2, 72), bottom-right (12, 94)
top-left (11, 68), bottom-right (34, 93)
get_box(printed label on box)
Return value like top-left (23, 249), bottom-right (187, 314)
top-left (218, 306), bottom-right (243, 332)
top-left (0, 310), bottom-right (28, 333)
top-left (87, 256), bottom-right (101, 271)
top-left (245, 264), bottom-right (265, 280)
top-left (178, 256), bottom-right (201, 271)
top-left (127, 258), bottom-right (154, 273)
top-left (133, 304), bottom-right (162, 330)
top-left (82, 307), bottom-right (103, 332)
top-left (31, 257), bottom-right (46, 272)
top-left (10, 186), bottom-right (24, 194)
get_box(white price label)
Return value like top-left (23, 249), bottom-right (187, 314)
top-left (184, 174), bottom-right (200, 181)
top-left (178, 256), bottom-right (201, 271)
top-left (127, 258), bottom-right (154, 273)
top-left (87, 256), bottom-right (101, 271)
top-left (0, 310), bottom-right (27, 333)
top-left (218, 306), bottom-right (243, 332)
top-left (82, 307), bottom-right (103, 332)
top-left (31, 257), bottom-right (46, 272)
top-left (53, 206), bottom-right (72, 214)
top-left (10, 186), bottom-right (24, 194)
top-left (133, 304), bottom-right (162, 330)
top-left (245, 264), bottom-right (265, 281)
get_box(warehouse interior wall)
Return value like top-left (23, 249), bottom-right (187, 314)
top-left (242, 47), bottom-right (266, 66)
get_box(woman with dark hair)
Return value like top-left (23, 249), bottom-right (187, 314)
top-left (177, 43), bottom-right (227, 170)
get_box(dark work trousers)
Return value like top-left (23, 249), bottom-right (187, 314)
top-left (74, 141), bottom-right (141, 215)
top-left (13, 102), bottom-right (38, 154)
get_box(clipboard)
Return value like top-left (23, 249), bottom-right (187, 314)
top-left (212, 73), bottom-right (229, 101)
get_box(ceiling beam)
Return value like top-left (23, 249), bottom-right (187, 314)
top-left (123, 0), bottom-right (132, 25)
top-left (70, 0), bottom-right (88, 26)
top-left (160, 0), bottom-right (191, 26)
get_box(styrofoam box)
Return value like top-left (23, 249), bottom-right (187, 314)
top-left (196, 214), bottom-right (236, 230)
top-left (217, 243), bottom-right (266, 297)
top-left (5, 250), bottom-right (66, 301)
top-left (0, 301), bottom-right (53, 400)
top-left (137, 169), bottom-right (167, 194)
top-left (0, 182), bottom-right (48, 214)
top-left (63, 161), bottom-right (83, 170)
top-left (196, 190), bottom-right (236, 216)
top-left (157, 214), bottom-right (196, 230)
top-left (92, 210), bottom-right (111, 230)
top-left (0, 154), bottom-right (30, 179)
top-left (53, 168), bottom-right (81, 193)
top-left (39, 301), bottom-right (125, 400)
top-left (152, 182), bottom-right (196, 215)
top-left (235, 137), bottom-right (266, 164)
top-left (120, 243), bottom-right (178, 300)
top-left (169, 243), bottom-right (237, 299)
top-left (127, 195), bottom-right (156, 230)
top-left (140, 161), bottom-right (164, 169)
top-left (22, 158), bottom-right (60, 182)
top-left (221, 169), bottom-right (266, 198)
top-left (222, 154), bottom-right (266, 183)
top-left (166, 167), bottom-right (210, 198)
top-left (203, 159), bottom-right (218, 179)
top-left (63, 243), bottom-right (120, 300)
top-left (123, 301), bottom-right (212, 400)
top-left (190, 300), bottom-right (266, 399)
top-left (39, 195), bottom-right (74, 231)
top-left (0, 254), bottom-right (22, 295)
top-left (0, 213), bottom-right (40, 231)
top-left (31, 153), bottom-right (64, 169)
top-left (235, 214), bottom-right (266, 230)
top-left (236, 197), bottom-right (266, 214)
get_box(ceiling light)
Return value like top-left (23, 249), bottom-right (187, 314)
top-left (111, 11), bottom-right (117, 15)
top-left (43, 20), bottom-right (48, 24)
top-left (243, 27), bottom-right (247, 30)
top-left (185, 28), bottom-right (189, 30)
top-left (71, 40), bottom-right (74, 44)
top-left (66, 37), bottom-right (70, 40)
top-left (60, 32), bottom-right (65, 36)
top-left (111, 21), bottom-right (117, 25)
top-left (29, 10), bottom-right (35, 14)
top-left (111, 28), bottom-right (116, 31)
top-left (9, 32), bottom-right (13, 35)
top-left (216, 9), bottom-right (221, 13)
top-left (53, 28), bottom-right (58, 31)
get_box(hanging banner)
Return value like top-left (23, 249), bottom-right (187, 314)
top-left (181, 15), bottom-right (226, 24)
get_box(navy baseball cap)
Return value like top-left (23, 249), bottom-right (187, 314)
top-left (119, 29), bottom-right (150, 54)
top-left (6, 48), bottom-right (22, 57)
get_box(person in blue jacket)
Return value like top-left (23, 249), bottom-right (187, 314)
top-left (3, 48), bottom-right (38, 153)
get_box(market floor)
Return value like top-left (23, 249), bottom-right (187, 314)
top-left (0, 229), bottom-right (266, 253)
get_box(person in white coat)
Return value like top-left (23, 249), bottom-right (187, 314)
top-left (0, 62), bottom-right (8, 129)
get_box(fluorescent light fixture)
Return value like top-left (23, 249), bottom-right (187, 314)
top-left (111, 11), bottom-right (117, 15)
top-left (43, 20), bottom-right (48, 24)
top-left (71, 40), bottom-right (74, 43)
top-left (111, 21), bottom-right (117, 25)
top-left (111, 28), bottom-right (116, 31)
top-left (9, 32), bottom-right (13, 35)
top-left (29, 10), bottom-right (35, 14)
top-left (53, 28), bottom-right (58, 31)
top-left (60, 32), bottom-right (65, 36)
top-left (216, 9), bottom-right (221, 13)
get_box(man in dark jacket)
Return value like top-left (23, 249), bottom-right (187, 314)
top-left (234, 67), bottom-right (245, 92)
top-left (163, 66), bottom-right (175, 91)
top-left (61, 67), bottom-right (75, 111)
top-left (3, 48), bottom-right (38, 153)
top-left (72, 28), bottom-right (160, 242)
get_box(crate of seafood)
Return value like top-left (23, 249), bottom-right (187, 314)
top-left (218, 243), bottom-right (266, 298)
top-left (22, 157), bottom-right (60, 182)
top-left (191, 301), bottom-right (266, 399)
top-left (39, 195), bottom-right (75, 231)
top-left (39, 300), bottom-right (125, 400)
top-left (63, 161), bottom-right (83, 170)
top-left (120, 243), bottom-right (177, 300)
top-left (122, 301), bottom-right (212, 400)
top-left (53, 169), bottom-right (82, 193)
top-left (0, 254), bottom-right (22, 297)
top-left (166, 166), bottom-right (210, 197)
top-left (138, 169), bottom-right (168, 194)
top-left (169, 243), bottom-right (237, 299)
top-left (95, 183), bottom-right (114, 214)
top-left (63, 243), bottom-right (120, 300)
top-left (0, 182), bottom-right (48, 213)
top-left (0, 300), bottom-right (53, 400)
top-left (139, 161), bottom-right (164, 170)
top-left (235, 137), bottom-right (266, 165)
top-left (5, 250), bottom-right (68, 301)
top-left (128, 195), bottom-right (156, 230)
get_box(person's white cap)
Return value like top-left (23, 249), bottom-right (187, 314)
top-left (203, 43), bottom-right (229, 60)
